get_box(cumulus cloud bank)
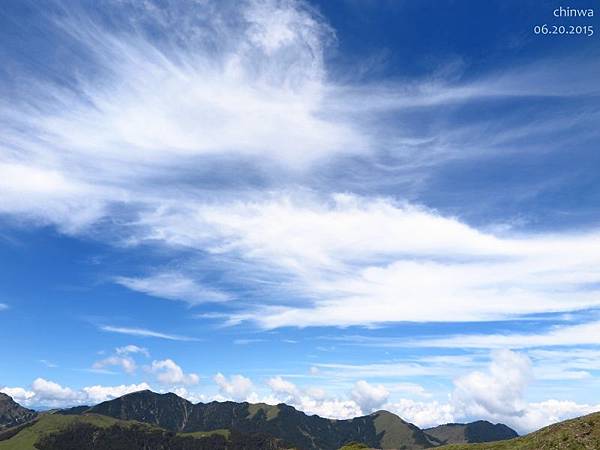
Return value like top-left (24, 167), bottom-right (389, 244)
top-left (149, 359), bottom-right (200, 386)
top-left (3, 351), bottom-right (599, 432)
top-left (408, 350), bottom-right (600, 432)
top-left (214, 373), bottom-right (254, 401)
top-left (1, 379), bottom-right (150, 408)
top-left (351, 380), bottom-right (389, 414)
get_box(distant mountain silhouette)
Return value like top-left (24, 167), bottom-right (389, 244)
top-left (424, 420), bottom-right (518, 444)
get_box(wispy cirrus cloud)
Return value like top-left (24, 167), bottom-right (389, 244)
top-left (115, 272), bottom-right (231, 306)
top-left (406, 320), bottom-right (600, 349)
top-left (0, 0), bottom-right (599, 332)
top-left (100, 325), bottom-right (199, 342)
top-left (152, 193), bottom-right (600, 329)
top-left (116, 345), bottom-right (150, 357)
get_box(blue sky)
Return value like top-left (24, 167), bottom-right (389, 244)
top-left (1, 0), bottom-right (599, 433)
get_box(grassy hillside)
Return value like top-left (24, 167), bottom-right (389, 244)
top-left (0, 413), bottom-right (292, 450)
top-left (0, 414), bottom-right (123, 450)
top-left (439, 411), bottom-right (600, 450)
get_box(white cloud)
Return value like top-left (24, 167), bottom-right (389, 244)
top-left (299, 350), bottom-right (600, 431)
top-left (32, 378), bottom-right (79, 401)
top-left (116, 345), bottom-right (150, 357)
top-left (2, 361), bottom-right (598, 433)
top-left (389, 383), bottom-right (432, 398)
top-left (410, 320), bottom-right (600, 349)
top-left (442, 349), bottom-right (600, 433)
top-left (0, 0), bottom-right (598, 332)
top-left (0, 2), bottom-right (599, 432)
top-left (138, 193), bottom-right (600, 329)
top-left (39, 360), bottom-right (58, 368)
top-left (0, 387), bottom-right (36, 404)
top-left (82, 383), bottom-right (151, 404)
top-left (100, 325), bottom-right (198, 341)
top-left (305, 387), bottom-right (327, 400)
top-left (313, 360), bottom-right (453, 379)
top-left (0, 0), bottom-right (358, 226)
top-left (293, 397), bottom-right (362, 420)
top-left (528, 349), bottom-right (600, 376)
top-left (170, 387), bottom-right (207, 404)
top-left (233, 338), bottom-right (266, 345)
top-left (267, 376), bottom-right (300, 397)
top-left (29, 378), bottom-right (83, 406)
top-left (0, 303), bottom-right (8, 311)
top-left (350, 380), bottom-right (389, 414)
top-left (264, 376), bottom-right (362, 419)
top-left (93, 356), bottom-right (137, 375)
top-left (1, 380), bottom-right (150, 408)
top-left (379, 350), bottom-right (600, 432)
top-left (452, 349), bottom-right (532, 418)
top-left (115, 273), bottom-right (230, 306)
top-left (91, 346), bottom-right (151, 375)
top-left (214, 373), bottom-right (254, 401)
top-left (519, 400), bottom-right (600, 432)
top-left (149, 359), bottom-right (200, 386)
top-left (0, 162), bottom-right (107, 233)
top-left (386, 399), bottom-right (456, 429)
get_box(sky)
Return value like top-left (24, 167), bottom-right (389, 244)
top-left (0, 0), bottom-right (599, 434)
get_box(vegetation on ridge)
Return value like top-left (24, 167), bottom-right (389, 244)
top-left (437, 411), bottom-right (600, 450)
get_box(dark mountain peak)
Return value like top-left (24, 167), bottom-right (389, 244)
top-left (460, 420), bottom-right (496, 428)
top-left (370, 410), bottom-right (404, 420)
top-left (120, 389), bottom-right (166, 399)
top-left (0, 392), bottom-right (37, 429)
top-left (117, 389), bottom-right (192, 405)
top-left (89, 389), bottom-right (194, 431)
top-left (370, 409), bottom-right (391, 415)
top-left (463, 420), bottom-right (518, 442)
top-left (425, 420), bottom-right (518, 445)
top-left (128, 389), bottom-right (153, 395)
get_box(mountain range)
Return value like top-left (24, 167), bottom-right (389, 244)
top-left (5, 389), bottom-right (598, 450)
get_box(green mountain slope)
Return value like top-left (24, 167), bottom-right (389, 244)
top-left (88, 391), bottom-right (437, 449)
top-left (0, 413), bottom-right (291, 450)
top-left (0, 391), bottom-right (523, 450)
top-left (438, 411), bottom-right (600, 450)
top-left (0, 413), bottom-right (122, 450)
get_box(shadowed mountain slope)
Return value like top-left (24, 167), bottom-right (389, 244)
top-left (425, 421), bottom-right (517, 445)
top-left (0, 394), bottom-right (36, 430)
top-left (0, 390), bottom-right (523, 450)
top-left (0, 413), bottom-right (292, 450)
top-left (87, 390), bottom-right (437, 449)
